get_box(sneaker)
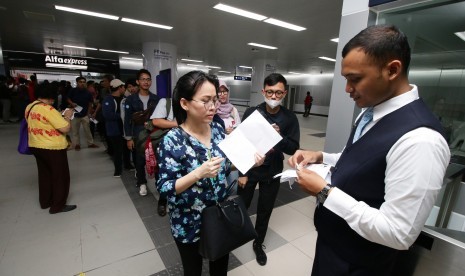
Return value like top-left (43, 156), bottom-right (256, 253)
top-left (253, 242), bottom-right (267, 266)
top-left (75, 145), bottom-right (81, 151)
top-left (88, 144), bottom-right (99, 148)
top-left (139, 184), bottom-right (147, 196)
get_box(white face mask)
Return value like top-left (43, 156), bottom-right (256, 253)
top-left (264, 96), bottom-right (283, 109)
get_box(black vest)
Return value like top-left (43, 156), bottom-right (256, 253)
top-left (314, 99), bottom-right (445, 266)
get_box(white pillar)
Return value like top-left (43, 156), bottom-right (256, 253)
top-left (142, 42), bottom-right (178, 97)
top-left (249, 59), bottom-right (278, 107)
top-left (324, 0), bottom-right (370, 152)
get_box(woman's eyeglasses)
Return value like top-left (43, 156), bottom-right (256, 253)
top-left (191, 99), bottom-right (218, 110)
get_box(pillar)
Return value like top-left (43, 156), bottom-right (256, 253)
top-left (142, 42), bottom-right (178, 98)
top-left (248, 59), bottom-right (278, 107)
top-left (324, 0), bottom-right (371, 152)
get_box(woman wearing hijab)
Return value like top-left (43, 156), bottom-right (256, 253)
top-left (216, 80), bottom-right (241, 135)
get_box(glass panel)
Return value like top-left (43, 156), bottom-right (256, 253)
top-left (376, 0), bottom-right (465, 233)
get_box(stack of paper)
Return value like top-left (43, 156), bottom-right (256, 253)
top-left (219, 110), bottom-right (282, 174)
top-left (274, 163), bottom-right (332, 189)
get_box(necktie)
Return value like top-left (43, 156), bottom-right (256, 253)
top-left (353, 107), bottom-right (374, 143)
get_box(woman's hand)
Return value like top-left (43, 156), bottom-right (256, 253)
top-left (225, 127), bottom-right (234, 135)
top-left (193, 156), bottom-right (225, 180)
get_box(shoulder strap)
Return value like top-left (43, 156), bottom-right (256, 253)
top-left (255, 104), bottom-right (276, 124)
top-left (26, 101), bottom-right (42, 119)
top-left (166, 98), bottom-right (171, 116)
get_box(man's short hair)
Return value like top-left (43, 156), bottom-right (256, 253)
top-left (264, 73), bottom-right (287, 88)
top-left (136, 69), bottom-right (151, 80)
top-left (342, 25), bottom-right (411, 75)
top-left (76, 76), bottom-right (86, 82)
top-left (125, 78), bottom-right (138, 88)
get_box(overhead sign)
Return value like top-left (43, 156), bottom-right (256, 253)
top-left (234, 76), bottom-right (251, 81)
top-left (45, 55), bottom-right (88, 70)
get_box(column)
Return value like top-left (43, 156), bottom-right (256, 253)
top-left (324, 0), bottom-right (371, 152)
top-left (248, 59), bottom-right (278, 107)
top-left (142, 42), bottom-right (178, 98)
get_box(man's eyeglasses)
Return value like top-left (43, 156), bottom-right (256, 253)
top-left (138, 78), bottom-right (152, 82)
top-left (218, 90), bottom-right (229, 95)
top-left (191, 99), bottom-right (218, 110)
top-left (265, 90), bottom-right (285, 97)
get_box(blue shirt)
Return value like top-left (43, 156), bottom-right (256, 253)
top-left (156, 122), bottom-right (231, 243)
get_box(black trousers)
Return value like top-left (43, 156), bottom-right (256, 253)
top-left (175, 240), bottom-right (229, 276)
top-left (30, 147), bottom-right (70, 213)
top-left (237, 176), bottom-right (281, 244)
top-left (108, 136), bottom-right (124, 174)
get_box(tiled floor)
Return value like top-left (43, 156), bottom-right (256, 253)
top-left (0, 113), bottom-right (327, 276)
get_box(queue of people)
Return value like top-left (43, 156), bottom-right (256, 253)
top-left (16, 24), bottom-right (451, 276)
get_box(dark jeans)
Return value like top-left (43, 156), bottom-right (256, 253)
top-left (175, 240), bottom-right (229, 276)
top-left (30, 147), bottom-right (70, 213)
top-left (133, 149), bottom-right (147, 187)
top-left (108, 136), bottom-right (124, 174)
top-left (237, 176), bottom-right (281, 244)
top-left (123, 141), bottom-right (135, 168)
top-left (304, 104), bottom-right (312, 116)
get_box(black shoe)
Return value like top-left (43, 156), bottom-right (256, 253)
top-left (125, 165), bottom-right (135, 171)
top-left (253, 242), bottom-right (267, 266)
top-left (49, 205), bottom-right (77, 214)
top-left (157, 204), bottom-right (167, 216)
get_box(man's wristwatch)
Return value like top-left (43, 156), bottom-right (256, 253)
top-left (316, 184), bottom-right (333, 204)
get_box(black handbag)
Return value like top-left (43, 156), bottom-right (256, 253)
top-left (178, 127), bottom-right (257, 261)
top-left (199, 188), bottom-right (258, 261)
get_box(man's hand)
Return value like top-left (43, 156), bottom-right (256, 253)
top-left (296, 169), bottom-right (327, 196)
top-left (288, 150), bottom-right (323, 168)
top-left (127, 139), bottom-right (134, 150)
top-left (238, 176), bottom-right (248, 188)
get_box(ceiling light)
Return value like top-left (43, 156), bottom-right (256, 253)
top-left (213, 3), bottom-right (267, 21)
top-left (331, 38), bottom-right (339, 43)
top-left (263, 18), bottom-right (306, 31)
top-left (206, 65), bottom-right (221, 69)
top-left (247, 42), bottom-right (277, 50)
top-left (46, 63), bottom-right (88, 70)
top-left (239, 65), bottom-right (253, 69)
top-left (319, 56), bottom-right (336, 62)
top-left (181, 58), bottom-right (203, 63)
top-left (55, 5), bottom-right (119, 20)
top-left (63, 45), bottom-right (97, 50)
top-left (455, 31), bottom-right (465, 42)
top-left (100, 49), bottom-right (129, 54)
top-left (122, 57), bottom-right (143, 61)
top-left (121, 18), bottom-right (173, 30)
top-left (288, 72), bottom-right (301, 75)
top-left (218, 71), bottom-right (231, 73)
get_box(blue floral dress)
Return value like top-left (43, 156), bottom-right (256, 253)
top-left (156, 122), bottom-right (231, 243)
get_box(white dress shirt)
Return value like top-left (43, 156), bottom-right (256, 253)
top-left (322, 85), bottom-right (450, 250)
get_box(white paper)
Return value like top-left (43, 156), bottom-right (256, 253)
top-left (219, 110), bottom-right (282, 174)
top-left (74, 105), bottom-right (83, 113)
top-left (61, 108), bottom-right (76, 120)
top-left (274, 163), bottom-right (332, 189)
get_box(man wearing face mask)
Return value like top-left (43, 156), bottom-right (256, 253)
top-left (237, 73), bottom-right (300, 266)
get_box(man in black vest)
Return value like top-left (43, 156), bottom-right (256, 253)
top-left (289, 25), bottom-right (450, 275)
